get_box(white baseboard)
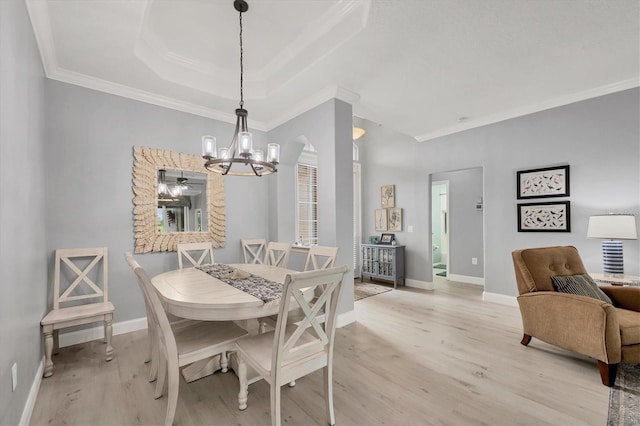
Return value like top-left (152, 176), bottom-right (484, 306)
top-left (448, 274), bottom-right (485, 286)
top-left (336, 309), bottom-right (356, 327)
top-left (20, 356), bottom-right (44, 426)
top-left (483, 291), bottom-right (518, 307)
top-left (405, 278), bottom-right (435, 290)
top-left (57, 312), bottom-right (358, 345)
top-left (59, 317), bottom-right (148, 348)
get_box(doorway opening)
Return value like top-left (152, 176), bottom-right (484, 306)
top-left (432, 181), bottom-right (449, 280)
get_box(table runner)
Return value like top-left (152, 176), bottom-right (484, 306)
top-left (196, 264), bottom-right (283, 303)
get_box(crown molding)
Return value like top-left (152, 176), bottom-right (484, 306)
top-left (415, 77), bottom-right (640, 142)
top-left (25, 0), bottom-right (59, 77)
top-left (47, 67), bottom-right (259, 127)
top-left (26, 0), bottom-right (248, 127)
top-left (39, 60), bottom-right (367, 134)
top-left (265, 86), bottom-right (361, 130)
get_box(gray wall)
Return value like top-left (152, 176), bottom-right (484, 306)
top-left (0, 1), bottom-right (48, 424)
top-left (361, 88), bottom-right (639, 296)
top-left (268, 99), bottom-right (354, 316)
top-left (359, 123), bottom-right (424, 283)
top-left (431, 168), bottom-right (484, 279)
top-left (44, 80), bottom-right (271, 324)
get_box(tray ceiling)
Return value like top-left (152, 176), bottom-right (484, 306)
top-left (27, 0), bottom-right (639, 140)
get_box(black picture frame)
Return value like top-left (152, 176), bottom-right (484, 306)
top-left (379, 233), bottom-right (396, 245)
top-left (517, 165), bottom-right (570, 199)
top-left (517, 201), bottom-right (571, 232)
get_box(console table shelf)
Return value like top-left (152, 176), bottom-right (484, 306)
top-left (360, 244), bottom-right (405, 288)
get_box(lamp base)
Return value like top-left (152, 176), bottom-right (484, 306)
top-left (602, 240), bottom-right (624, 275)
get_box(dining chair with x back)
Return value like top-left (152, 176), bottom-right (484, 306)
top-left (236, 265), bottom-right (349, 426)
top-left (125, 252), bottom-right (248, 426)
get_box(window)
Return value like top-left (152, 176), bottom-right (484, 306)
top-left (296, 163), bottom-right (318, 246)
top-left (353, 162), bottom-right (361, 277)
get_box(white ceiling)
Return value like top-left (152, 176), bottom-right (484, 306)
top-left (26, 0), bottom-right (640, 141)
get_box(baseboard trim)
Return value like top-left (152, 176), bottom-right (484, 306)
top-left (58, 311), bottom-right (357, 345)
top-left (483, 291), bottom-right (518, 307)
top-left (405, 278), bottom-right (435, 290)
top-left (59, 317), bottom-right (148, 348)
top-left (448, 274), bottom-right (485, 286)
top-left (336, 309), bottom-right (356, 328)
top-left (20, 356), bottom-right (44, 426)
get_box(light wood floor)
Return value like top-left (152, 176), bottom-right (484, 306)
top-left (31, 278), bottom-right (609, 425)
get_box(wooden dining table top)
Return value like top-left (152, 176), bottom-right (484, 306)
top-left (151, 263), bottom-right (296, 321)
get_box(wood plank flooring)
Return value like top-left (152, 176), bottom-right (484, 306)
top-left (30, 278), bottom-right (608, 425)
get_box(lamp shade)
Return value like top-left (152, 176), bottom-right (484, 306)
top-left (352, 127), bottom-right (366, 140)
top-left (587, 214), bottom-right (637, 240)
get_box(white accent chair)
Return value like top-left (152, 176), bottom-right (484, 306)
top-left (264, 241), bottom-right (291, 268)
top-left (241, 238), bottom-right (266, 264)
top-left (177, 242), bottom-right (214, 269)
top-left (41, 247), bottom-right (114, 378)
top-left (236, 265), bottom-right (349, 426)
top-left (125, 252), bottom-right (247, 426)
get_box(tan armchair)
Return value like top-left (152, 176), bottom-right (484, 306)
top-left (512, 246), bottom-right (640, 386)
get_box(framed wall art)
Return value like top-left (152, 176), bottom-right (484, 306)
top-left (381, 184), bottom-right (395, 208)
top-left (388, 208), bottom-right (402, 232)
top-left (375, 208), bottom-right (388, 231)
top-left (517, 201), bottom-right (571, 232)
top-left (517, 165), bottom-right (570, 199)
top-left (379, 233), bottom-right (396, 245)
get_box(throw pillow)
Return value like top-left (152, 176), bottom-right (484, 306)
top-left (551, 274), bottom-right (613, 304)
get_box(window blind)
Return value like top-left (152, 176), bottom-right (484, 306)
top-left (296, 163), bottom-right (318, 246)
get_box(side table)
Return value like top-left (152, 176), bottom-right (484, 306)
top-left (590, 273), bottom-right (640, 287)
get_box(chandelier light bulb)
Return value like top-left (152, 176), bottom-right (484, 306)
top-left (218, 147), bottom-right (230, 160)
top-left (267, 143), bottom-right (280, 164)
top-left (202, 135), bottom-right (216, 158)
top-left (238, 132), bottom-right (253, 157)
top-left (157, 169), bottom-right (168, 196)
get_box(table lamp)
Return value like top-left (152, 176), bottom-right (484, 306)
top-left (587, 214), bottom-right (637, 276)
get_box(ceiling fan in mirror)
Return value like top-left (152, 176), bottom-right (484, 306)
top-left (158, 170), bottom-right (204, 199)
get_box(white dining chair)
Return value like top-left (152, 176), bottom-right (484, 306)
top-left (177, 242), bottom-right (214, 269)
top-left (304, 245), bottom-right (339, 271)
top-left (41, 247), bottom-right (114, 378)
top-left (241, 238), bottom-right (266, 264)
top-left (236, 265), bottom-right (349, 426)
top-left (125, 252), bottom-right (248, 426)
top-left (264, 241), bottom-right (291, 268)
top-left (260, 245), bottom-right (340, 334)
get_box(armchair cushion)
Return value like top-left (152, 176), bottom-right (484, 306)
top-left (617, 309), bottom-right (640, 345)
top-left (551, 274), bottom-right (612, 304)
top-left (600, 286), bottom-right (640, 312)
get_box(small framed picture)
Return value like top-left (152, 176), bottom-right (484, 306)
top-left (381, 184), bottom-right (395, 208)
top-left (375, 208), bottom-right (388, 231)
top-left (517, 201), bottom-right (571, 232)
top-left (388, 208), bottom-right (402, 232)
top-left (517, 165), bottom-right (570, 199)
top-left (379, 233), bottom-right (396, 245)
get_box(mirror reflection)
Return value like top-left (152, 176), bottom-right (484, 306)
top-left (157, 169), bottom-right (207, 233)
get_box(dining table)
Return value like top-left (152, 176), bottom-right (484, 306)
top-left (151, 263), bottom-right (297, 382)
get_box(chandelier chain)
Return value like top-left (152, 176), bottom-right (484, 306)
top-left (239, 10), bottom-right (244, 108)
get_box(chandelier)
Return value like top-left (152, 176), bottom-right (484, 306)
top-left (201, 0), bottom-right (280, 177)
top-left (157, 169), bottom-right (181, 200)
